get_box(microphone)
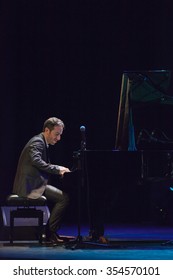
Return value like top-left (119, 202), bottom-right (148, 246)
top-left (80, 125), bottom-right (86, 150)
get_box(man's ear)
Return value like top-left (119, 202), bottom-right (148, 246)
top-left (45, 127), bottom-right (50, 133)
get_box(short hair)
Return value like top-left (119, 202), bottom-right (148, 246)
top-left (43, 117), bottom-right (65, 132)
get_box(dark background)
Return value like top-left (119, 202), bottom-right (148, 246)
top-left (1, 0), bottom-right (173, 224)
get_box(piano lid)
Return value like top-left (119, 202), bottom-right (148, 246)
top-left (115, 70), bottom-right (173, 151)
top-left (125, 70), bottom-right (173, 104)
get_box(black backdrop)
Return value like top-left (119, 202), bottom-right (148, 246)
top-left (1, 0), bottom-right (173, 209)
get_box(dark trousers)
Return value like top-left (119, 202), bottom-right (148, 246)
top-left (44, 185), bottom-right (69, 235)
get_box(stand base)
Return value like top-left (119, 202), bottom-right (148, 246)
top-left (162, 240), bottom-right (173, 246)
top-left (64, 236), bottom-right (125, 250)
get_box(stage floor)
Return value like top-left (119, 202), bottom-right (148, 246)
top-left (1, 224), bottom-right (173, 260)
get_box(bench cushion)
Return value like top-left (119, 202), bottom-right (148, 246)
top-left (6, 194), bottom-right (47, 206)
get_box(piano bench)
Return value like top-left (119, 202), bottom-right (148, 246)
top-left (6, 194), bottom-right (47, 244)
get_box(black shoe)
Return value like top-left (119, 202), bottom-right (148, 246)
top-left (49, 233), bottom-right (64, 246)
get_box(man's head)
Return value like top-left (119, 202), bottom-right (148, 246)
top-left (43, 117), bottom-right (65, 145)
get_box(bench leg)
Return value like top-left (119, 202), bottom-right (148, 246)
top-left (10, 212), bottom-right (14, 245)
top-left (38, 212), bottom-right (44, 244)
top-left (9, 209), bottom-right (44, 244)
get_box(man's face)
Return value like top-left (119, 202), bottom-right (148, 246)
top-left (45, 125), bottom-right (63, 145)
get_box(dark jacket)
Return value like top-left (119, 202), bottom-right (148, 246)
top-left (13, 133), bottom-right (60, 197)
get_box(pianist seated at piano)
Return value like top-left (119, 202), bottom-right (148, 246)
top-left (12, 117), bottom-right (71, 246)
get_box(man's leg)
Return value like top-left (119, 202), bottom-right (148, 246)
top-left (44, 185), bottom-right (69, 241)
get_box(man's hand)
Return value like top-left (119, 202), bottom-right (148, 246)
top-left (58, 166), bottom-right (71, 177)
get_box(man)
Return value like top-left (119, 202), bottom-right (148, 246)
top-left (13, 117), bottom-right (71, 245)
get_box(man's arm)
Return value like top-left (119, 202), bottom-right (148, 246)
top-left (29, 138), bottom-right (70, 175)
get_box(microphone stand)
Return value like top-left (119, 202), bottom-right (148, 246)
top-left (65, 139), bottom-right (86, 249)
top-left (65, 133), bottom-right (111, 249)
top-left (77, 139), bottom-right (86, 244)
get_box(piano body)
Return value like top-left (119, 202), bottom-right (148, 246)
top-left (62, 150), bottom-right (173, 228)
top-left (86, 70), bottom-right (173, 226)
top-left (63, 70), bottom-right (173, 228)
top-left (113, 70), bottom-right (173, 225)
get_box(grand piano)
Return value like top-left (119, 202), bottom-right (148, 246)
top-left (64, 71), bottom-right (173, 230)
top-left (114, 70), bottom-right (173, 225)
top-left (86, 70), bottom-right (173, 227)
